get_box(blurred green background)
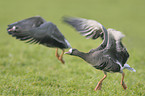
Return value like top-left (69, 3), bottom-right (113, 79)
top-left (0, 0), bottom-right (145, 95)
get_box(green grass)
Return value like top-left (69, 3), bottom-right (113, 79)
top-left (0, 0), bottom-right (145, 95)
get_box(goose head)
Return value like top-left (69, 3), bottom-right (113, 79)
top-left (8, 26), bottom-right (20, 32)
top-left (64, 48), bottom-right (79, 56)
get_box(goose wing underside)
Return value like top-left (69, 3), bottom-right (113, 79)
top-left (63, 17), bottom-right (110, 51)
top-left (63, 17), bottom-right (104, 40)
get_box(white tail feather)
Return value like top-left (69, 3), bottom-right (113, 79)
top-left (124, 64), bottom-right (136, 72)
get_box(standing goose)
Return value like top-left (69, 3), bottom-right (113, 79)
top-left (7, 16), bottom-right (71, 64)
top-left (63, 17), bottom-right (136, 90)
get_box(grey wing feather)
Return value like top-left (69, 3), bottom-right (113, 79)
top-left (33, 22), bottom-right (69, 47)
top-left (7, 17), bottom-right (71, 48)
top-left (7, 16), bottom-right (47, 43)
top-left (8, 16), bottom-right (47, 31)
top-left (63, 17), bottom-right (104, 39)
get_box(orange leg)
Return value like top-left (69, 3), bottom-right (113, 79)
top-left (55, 48), bottom-right (60, 59)
top-left (55, 48), bottom-right (65, 64)
top-left (58, 49), bottom-right (65, 64)
top-left (121, 72), bottom-right (127, 90)
top-left (94, 72), bottom-right (107, 91)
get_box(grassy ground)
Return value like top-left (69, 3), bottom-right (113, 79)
top-left (0, 0), bottom-right (145, 95)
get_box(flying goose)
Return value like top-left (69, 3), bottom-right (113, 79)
top-left (7, 16), bottom-right (71, 64)
top-left (63, 17), bottom-right (136, 90)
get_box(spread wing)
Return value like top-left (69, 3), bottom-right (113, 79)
top-left (63, 17), bottom-right (109, 51)
top-left (63, 17), bottom-right (104, 39)
top-left (7, 16), bottom-right (47, 32)
top-left (7, 16), bottom-right (71, 49)
top-left (107, 28), bottom-right (129, 65)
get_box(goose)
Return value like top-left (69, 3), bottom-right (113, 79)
top-left (7, 16), bottom-right (71, 64)
top-left (63, 17), bottom-right (136, 90)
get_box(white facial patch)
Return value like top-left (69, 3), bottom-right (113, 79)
top-left (69, 48), bottom-right (73, 53)
top-left (12, 26), bottom-right (16, 31)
